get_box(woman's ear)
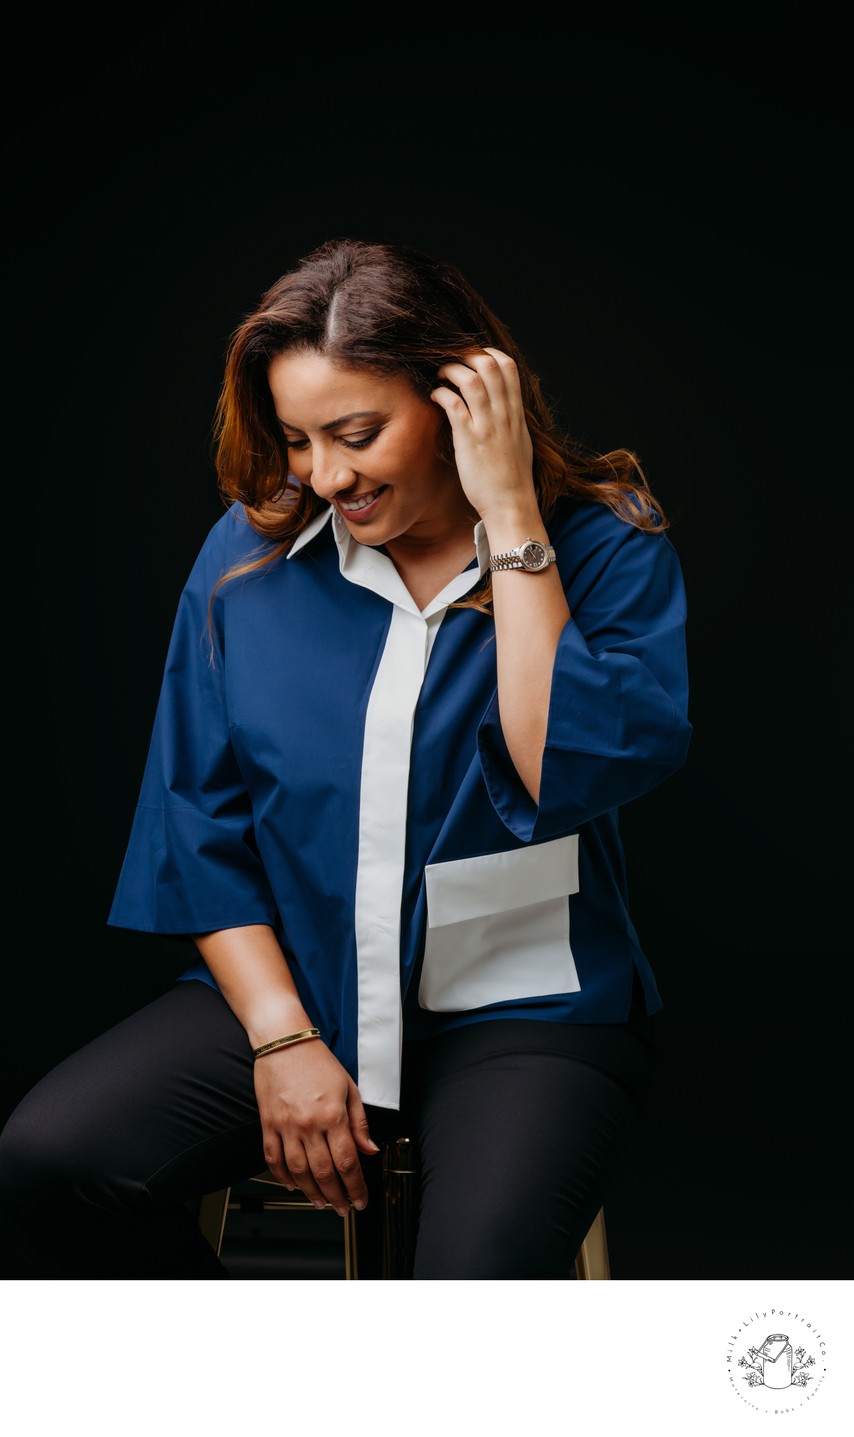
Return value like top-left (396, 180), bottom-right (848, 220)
top-left (433, 412), bottom-right (457, 466)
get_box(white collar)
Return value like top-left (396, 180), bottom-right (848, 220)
top-left (287, 503), bottom-right (490, 619)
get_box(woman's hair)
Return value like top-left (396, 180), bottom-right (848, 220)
top-left (211, 237), bottom-right (668, 613)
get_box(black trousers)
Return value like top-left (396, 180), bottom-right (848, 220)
top-left (0, 979), bottom-right (657, 1280)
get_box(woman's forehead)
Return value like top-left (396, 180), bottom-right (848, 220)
top-left (268, 352), bottom-right (416, 424)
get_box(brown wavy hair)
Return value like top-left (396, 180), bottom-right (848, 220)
top-left (211, 237), bottom-right (668, 614)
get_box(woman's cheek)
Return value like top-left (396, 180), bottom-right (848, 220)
top-left (287, 454), bottom-right (312, 483)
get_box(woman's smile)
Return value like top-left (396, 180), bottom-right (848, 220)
top-left (336, 485), bottom-right (388, 518)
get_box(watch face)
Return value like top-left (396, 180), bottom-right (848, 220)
top-left (520, 541), bottom-right (548, 570)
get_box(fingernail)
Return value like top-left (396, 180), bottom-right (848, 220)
top-left (354, 1199), bottom-right (366, 1211)
top-left (367, 1139), bottom-right (380, 1151)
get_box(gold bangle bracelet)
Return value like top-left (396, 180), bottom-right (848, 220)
top-left (252, 1028), bottom-right (321, 1059)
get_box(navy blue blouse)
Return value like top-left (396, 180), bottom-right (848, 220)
top-left (108, 494), bottom-right (691, 1109)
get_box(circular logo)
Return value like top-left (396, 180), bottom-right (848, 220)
top-left (725, 1308), bottom-right (829, 1413)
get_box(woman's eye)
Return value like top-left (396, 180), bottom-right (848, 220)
top-left (284, 430), bottom-right (379, 451)
top-left (341, 432), bottom-right (379, 450)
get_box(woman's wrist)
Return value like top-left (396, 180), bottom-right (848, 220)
top-left (253, 1028), bottom-right (321, 1060)
top-left (480, 503), bottom-right (547, 551)
top-left (245, 1000), bottom-right (316, 1051)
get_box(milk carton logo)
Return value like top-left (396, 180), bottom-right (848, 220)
top-left (725, 1309), bottom-right (828, 1412)
top-left (742, 1333), bottom-right (808, 1388)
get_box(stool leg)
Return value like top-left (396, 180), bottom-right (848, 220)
top-left (343, 1207), bottom-right (358, 1279)
top-left (196, 1187), bottom-right (231, 1258)
top-left (382, 1138), bottom-right (420, 1279)
top-left (574, 1207), bottom-right (611, 1280)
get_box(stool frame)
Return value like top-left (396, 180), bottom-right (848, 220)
top-left (196, 1135), bottom-right (611, 1279)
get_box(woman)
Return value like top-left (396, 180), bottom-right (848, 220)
top-left (0, 238), bottom-right (691, 1278)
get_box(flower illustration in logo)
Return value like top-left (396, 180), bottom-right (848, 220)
top-left (739, 1334), bottom-right (816, 1390)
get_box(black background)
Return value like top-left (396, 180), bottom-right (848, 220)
top-left (8, 18), bottom-right (852, 1277)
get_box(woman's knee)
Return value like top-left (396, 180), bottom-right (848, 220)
top-left (0, 1099), bottom-right (73, 1211)
top-left (0, 1080), bottom-right (113, 1214)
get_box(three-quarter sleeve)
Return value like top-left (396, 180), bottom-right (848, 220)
top-left (108, 514), bottom-right (279, 936)
top-left (477, 501), bottom-right (692, 843)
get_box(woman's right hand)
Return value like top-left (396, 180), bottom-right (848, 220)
top-left (252, 1039), bottom-right (379, 1215)
top-left (189, 926), bottom-right (379, 1214)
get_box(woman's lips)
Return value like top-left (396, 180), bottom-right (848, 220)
top-left (336, 486), bottom-right (387, 521)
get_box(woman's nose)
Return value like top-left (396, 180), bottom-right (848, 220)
top-left (310, 452), bottom-right (357, 500)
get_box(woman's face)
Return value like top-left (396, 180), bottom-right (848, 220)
top-left (268, 351), bottom-right (472, 548)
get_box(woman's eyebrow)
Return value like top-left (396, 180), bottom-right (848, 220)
top-left (278, 410), bottom-right (384, 431)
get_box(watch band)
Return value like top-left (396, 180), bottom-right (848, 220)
top-left (489, 551), bottom-right (529, 571)
top-left (488, 538), bottom-right (557, 573)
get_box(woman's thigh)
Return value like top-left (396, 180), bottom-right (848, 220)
top-left (0, 980), bottom-right (265, 1276)
top-left (403, 1020), bottom-right (656, 1280)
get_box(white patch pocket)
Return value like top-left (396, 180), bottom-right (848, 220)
top-left (418, 834), bottom-right (581, 1012)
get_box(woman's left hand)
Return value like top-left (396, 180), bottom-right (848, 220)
top-left (431, 347), bottom-right (537, 523)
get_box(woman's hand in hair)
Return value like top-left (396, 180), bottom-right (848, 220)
top-left (431, 347), bottom-right (538, 525)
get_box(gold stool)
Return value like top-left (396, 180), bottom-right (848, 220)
top-left (197, 1134), bottom-right (610, 1279)
top-left (197, 1165), bottom-right (360, 1276)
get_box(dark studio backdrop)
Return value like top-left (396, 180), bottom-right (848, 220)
top-left (8, 20), bottom-right (851, 1279)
